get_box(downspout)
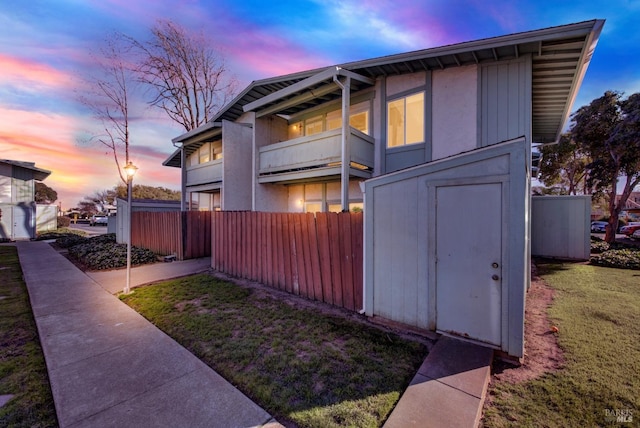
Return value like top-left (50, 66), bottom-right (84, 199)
top-left (333, 73), bottom-right (351, 212)
top-left (179, 144), bottom-right (187, 211)
top-left (358, 180), bottom-right (366, 315)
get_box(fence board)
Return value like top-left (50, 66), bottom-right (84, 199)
top-left (340, 212), bottom-right (355, 311)
top-left (210, 211), bottom-right (363, 313)
top-left (315, 213), bottom-right (333, 305)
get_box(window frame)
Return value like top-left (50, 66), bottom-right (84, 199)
top-left (386, 90), bottom-right (426, 149)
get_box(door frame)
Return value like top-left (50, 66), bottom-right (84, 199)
top-left (427, 174), bottom-right (510, 348)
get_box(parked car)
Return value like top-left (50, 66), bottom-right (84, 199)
top-left (631, 229), bottom-right (640, 241)
top-left (620, 222), bottom-right (640, 236)
top-left (89, 215), bottom-right (108, 226)
top-left (590, 221), bottom-right (608, 233)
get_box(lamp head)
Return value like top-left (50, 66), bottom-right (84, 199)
top-left (124, 162), bottom-right (138, 180)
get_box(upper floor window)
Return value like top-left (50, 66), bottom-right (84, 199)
top-left (327, 101), bottom-right (370, 135)
top-left (387, 92), bottom-right (424, 148)
top-left (189, 140), bottom-right (223, 166)
top-left (288, 101), bottom-right (371, 139)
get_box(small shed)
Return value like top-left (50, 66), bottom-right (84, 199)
top-left (363, 138), bottom-right (529, 358)
top-left (0, 159), bottom-right (51, 240)
top-left (531, 195), bottom-right (591, 260)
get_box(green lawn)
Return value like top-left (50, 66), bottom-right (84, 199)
top-left (0, 246), bottom-right (58, 427)
top-left (121, 274), bottom-right (428, 428)
top-left (483, 262), bottom-right (640, 427)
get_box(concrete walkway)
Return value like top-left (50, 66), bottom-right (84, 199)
top-left (14, 240), bottom-right (494, 427)
top-left (86, 256), bottom-right (211, 294)
top-left (384, 336), bottom-right (493, 427)
top-left (16, 241), bottom-right (281, 428)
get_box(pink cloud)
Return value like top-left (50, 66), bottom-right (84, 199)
top-left (0, 107), bottom-right (179, 210)
top-left (0, 54), bottom-right (75, 90)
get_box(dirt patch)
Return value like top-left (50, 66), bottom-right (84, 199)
top-left (207, 270), bottom-right (436, 350)
top-left (491, 262), bottom-right (564, 383)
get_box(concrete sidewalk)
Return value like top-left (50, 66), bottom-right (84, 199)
top-left (86, 256), bottom-right (211, 294)
top-left (17, 241), bottom-right (281, 428)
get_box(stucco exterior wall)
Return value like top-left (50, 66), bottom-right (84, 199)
top-left (254, 114), bottom-right (289, 212)
top-left (431, 64), bottom-right (478, 160)
top-left (386, 71), bottom-right (427, 97)
top-left (222, 120), bottom-right (253, 210)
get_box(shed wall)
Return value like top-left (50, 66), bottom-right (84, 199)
top-left (365, 138), bottom-right (528, 357)
top-left (531, 195), bottom-right (591, 260)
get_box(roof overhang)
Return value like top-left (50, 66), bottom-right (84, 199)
top-left (243, 67), bottom-right (376, 118)
top-left (1, 159), bottom-right (51, 181)
top-left (164, 122), bottom-right (223, 168)
top-left (165, 19), bottom-right (604, 159)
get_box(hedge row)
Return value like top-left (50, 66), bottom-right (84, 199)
top-left (62, 234), bottom-right (157, 270)
top-left (590, 237), bottom-right (640, 270)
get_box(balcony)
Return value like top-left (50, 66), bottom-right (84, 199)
top-left (258, 127), bottom-right (374, 183)
top-left (186, 159), bottom-right (222, 188)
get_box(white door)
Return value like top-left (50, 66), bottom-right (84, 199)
top-left (435, 183), bottom-right (502, 346)
top-left (12, 205), bottom-right (33, 240)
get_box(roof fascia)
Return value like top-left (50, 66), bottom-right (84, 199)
top-left (172, 122), bottom-right (222, 144)
top-left (342, 20), bottom-right (601, 71)
top-left (244, 67), bottom-right (342, 112)
top-left (551, 19), bottom-right (604, 143)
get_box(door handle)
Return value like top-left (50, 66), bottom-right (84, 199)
top-left (492, 274), bottom-right (499, 281)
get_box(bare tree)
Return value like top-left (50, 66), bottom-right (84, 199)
top-left (78, 34), bottom-right (135, 185)
top-left (131, 20), bottom-right (238, 131)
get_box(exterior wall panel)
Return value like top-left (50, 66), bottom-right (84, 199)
top-left (432, 65), bottom-right (478, 160)
top-left (481, 57), bottom-right (531, 147)
top-left (531, 195), bottom-right (591, 260)
top-left (222, 120), bottom-right (253, 210)
top-left (365, 138), bottom-right (528, 357)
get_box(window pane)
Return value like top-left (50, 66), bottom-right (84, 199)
top-left (199, 144), bottom-right (211, 163)
top-left (349, 202), bottom-right (363, 213)
top-left (305, 116), bottom-right (323, 136)
top-left (328, 203), bottom-right (342, 213)
top-left (212, 141), bottom-right (223, 160)
top-left (387, 98), bottom-right (404, 147)
top-left (405, 93), bottom-right (424, 144)
top-left (288, 122), bottom-right (303, 139)
top-left (350, 111), bottom-right (368, 134)
top-left (305, 202), bottom-right (322, 213)
top-left (326, 110), bottom-right (342, 130)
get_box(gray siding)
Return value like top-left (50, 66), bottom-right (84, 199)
top-left (480, 56), bottom-right (532, 147)
top-left (365, 138), bottom-right (529, 357)
top-left (222, 120), bottom-right (253, 210)
top-left (531, 196), bottom-right (591, 260)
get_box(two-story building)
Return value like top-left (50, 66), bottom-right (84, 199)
top-left (164, 20), bottom-right (603, 358)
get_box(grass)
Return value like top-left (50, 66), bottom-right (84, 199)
top-left (0, 246), bottom-right (57, 427)
top-left (483, 261), bottom-right (640, 427)
top-left (120, 274), bottom-right (428, 427)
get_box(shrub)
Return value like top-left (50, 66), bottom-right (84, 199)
top-left (56, 235), bottom-right (89, 248)
top-left (590, 248), bottom-right (640, 270)
top-left (67, 236), bottom-right (157, 270)
top-left (590, 236), bottom-right (609, 254)
top-left (57, 216), bottom-right (71, 228)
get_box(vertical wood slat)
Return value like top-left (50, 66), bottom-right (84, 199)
top-left (315, 213), bottom-right (333, 305)
top-left (210, 211), bottom-right (363, 313)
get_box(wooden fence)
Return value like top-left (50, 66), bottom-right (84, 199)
top-left (213, 211), bottom-right (363, 312)
top-left (131, 211), bottom-right (211, 260)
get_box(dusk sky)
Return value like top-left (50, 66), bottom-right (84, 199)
top-left (1, 1), bottom-right (639, 209)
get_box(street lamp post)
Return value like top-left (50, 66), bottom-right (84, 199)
top-left (124, 161), bottom-right (138, 294)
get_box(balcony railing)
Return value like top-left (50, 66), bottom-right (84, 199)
top-left (186, 158), bottom-right (222, 187)
top-left (258, 127), bottom-right (374, 183)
